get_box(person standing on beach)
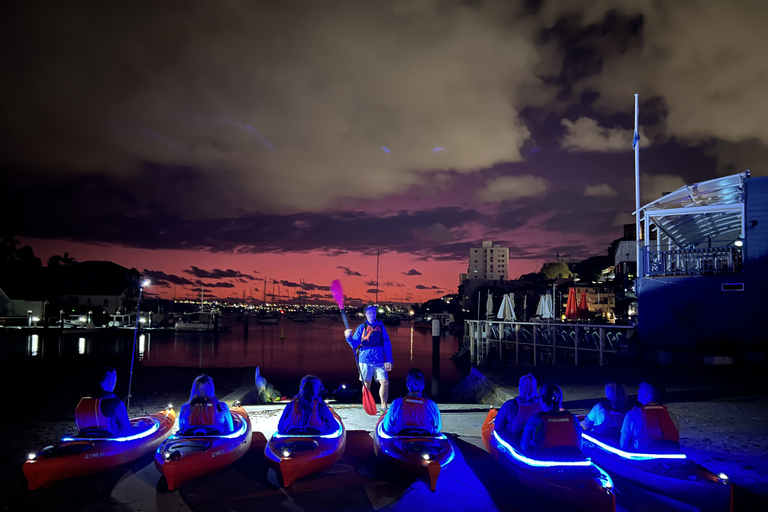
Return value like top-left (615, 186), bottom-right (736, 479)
top-left (345, 305), bottom-right (393, 413)
top-left (381, 368), bottom-right (441, 435)
top-left (179, 374), bottom-right (234, 433)
top-left (74, 367), bottom-right (138, 435)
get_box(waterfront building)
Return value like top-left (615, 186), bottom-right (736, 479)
top-left (468, 241), bottom-right (509, 280)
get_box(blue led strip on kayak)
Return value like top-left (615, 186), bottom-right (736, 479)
top-left (582, 433), bottom-right (686, 461)
top-left (62, 417), bottom-right (161, 442)
top-left (376, 422), bottom-right (454, 468)
top-left (376, 421), bottom-right (448, 441)
top-left (167, 414), bottom-right (249, 440)
top-left (272, 416), bottom-right (344, 439)
top-left (492, 431), bottom-right (593, 468)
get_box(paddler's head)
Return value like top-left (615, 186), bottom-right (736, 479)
top-left (364, 305), bottom-right (377, 323)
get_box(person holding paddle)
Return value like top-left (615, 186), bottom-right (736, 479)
top-left (345, 305), bottom-right (393, 413)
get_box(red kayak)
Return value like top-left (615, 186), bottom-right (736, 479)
top-left (482, 408), bottom-right (615, 512)
top-left (155, 405), bottom-right (252, 490)
top-left (372, 415), bottom-right (455, 491)
top-left (582, 432), bottom-right (732, 511)
top-left (23, 407), bottom-right (176, 490)
top-left (264, 406), bottom-right (346, 487)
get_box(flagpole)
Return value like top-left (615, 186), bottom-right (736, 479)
top-left (634, 93), bottom-right (642, 278)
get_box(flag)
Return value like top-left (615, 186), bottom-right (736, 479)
top-left (632, 130), bottom-right (640, 150)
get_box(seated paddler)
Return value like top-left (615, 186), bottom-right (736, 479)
top-left (277, 375), bottom-right (336, 434)
top-left (496, 373), bottom-right (541, 447)
top-left (381, 368), bottom-right (442, 436)
top-left (179, 374), bottom-right (234, 434)
top-left (74, 367), bottom-right (141, 436)
top-left (521, 383), bottom-right (582, 458)
top-left (581, 380), bottom-right (630, 440)
top-left (620, 381), bottom-right (680, 451)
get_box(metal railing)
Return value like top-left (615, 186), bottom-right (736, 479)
top-left (463, 320), bottom-right (635, 366)
top-left (644, 246), bottom-right (742, 277)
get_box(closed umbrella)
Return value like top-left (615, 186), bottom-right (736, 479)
top-left (497, 294), bottom-right (516, 321)
top-left (507, 294), bottom-right (517, 321)
top-left (578, 290), bottom-right (589, 319)
top-left (486, 292), bottom-right (495, 319)
top-left (536, 293), bottom-right (553, 319)
top-left (565, 288), bottom-right (579, 320)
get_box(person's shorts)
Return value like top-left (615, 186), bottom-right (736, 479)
top-left (359, 363), bottom-right (387, 382)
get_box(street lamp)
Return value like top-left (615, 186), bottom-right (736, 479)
top-left (127, 278), bottom-right (151, 412)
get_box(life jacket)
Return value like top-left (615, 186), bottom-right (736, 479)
top-left (508, 399), bottom-right (542, 432)
top-left (402, 397), bottom-right (429, 430)
top-left (591, 402), bottom-right (625, 436)
top-left (537, 411), bottom-right (579, 451)
top-left (360, 323), bottom-right (384, 348)
top-left (641, 404), bottom-right (679, 444)
top-left (188, 400), bottom-right (219, 426)
top-left (75, 397), bottom-right (116, 433)
top-left (287, 398), bottom-right (324, 431)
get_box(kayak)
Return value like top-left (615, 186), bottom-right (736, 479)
top-left (481, 408), bottom-right (615, 512)
top-left (264, 406), bottom-right (346, 487)
top-left (155, 405), bottom-right (252, 490)
top-left (372, 415), bottom-right (455, 491)
top-left (23, 407), bottom-right (176, 490)
top-left (582, 432), bottom-right (732, 511)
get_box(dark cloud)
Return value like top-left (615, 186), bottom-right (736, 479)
top-left (336, 266), bottom-right (363, 277)
top-left (183, 266), bottom-right (257, 280)
top-left (143, 269), bottom-right (196, 286)
top-left (402, 269), bottom-right (422, 276)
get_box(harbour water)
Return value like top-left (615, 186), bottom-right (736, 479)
top-left (0, 318), bottom-right (466, 400)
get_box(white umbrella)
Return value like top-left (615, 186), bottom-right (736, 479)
top-left (536, 293), bottom-right (554, 319)
top-left (497, 293), bottom-right (516, 321)
top-left (485, 292), bottom-right (495, 319)
top-left (508, 294), bottom-right (517, 321)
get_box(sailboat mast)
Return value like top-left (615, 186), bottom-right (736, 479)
top-left (375, 250), bottom-right (379, 305)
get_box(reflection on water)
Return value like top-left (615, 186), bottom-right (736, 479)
top-left (27, 334), bottom-right (39, 357)
top-left (3, 321), bottom-right (465, 400)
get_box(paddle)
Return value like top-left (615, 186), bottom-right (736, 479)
top-left (330, 279), bottom-right (378, 415)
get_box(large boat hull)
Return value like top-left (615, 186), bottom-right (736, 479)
top-left (481, 408), bottom-right (615, 512)
top-left (372, 415), bottom-right (455, 491)
top-left (264, 407), bottom-right (346, 487)
top-left (582, 433), bottom-right (732, 511)
top-left (155, 406), bottom-right (252, 490)
top-left (23, 408), bottom-right (176, 490)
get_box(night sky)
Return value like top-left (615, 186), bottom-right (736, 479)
top-left (2, 1), bottom-right (766, 305)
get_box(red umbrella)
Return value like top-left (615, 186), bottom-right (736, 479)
top-left (565, 288), bottom-right (579, 320)
top-left (578, 290), bottom-right (589, 319)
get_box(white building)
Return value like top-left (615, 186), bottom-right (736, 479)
top-left (468, 241), bottom-right (509, 280)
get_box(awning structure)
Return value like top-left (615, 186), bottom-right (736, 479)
top-left (638, 172), bottom-right (746, 249)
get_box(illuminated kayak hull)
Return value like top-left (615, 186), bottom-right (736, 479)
top-left (23, 408), bottom-right (176, 490)
top-left (481, 408), bottom-right (615, 512)
top-left (155, 405), bottom-right (252, 490)
top-left (372, 415), bottom-right (455, 492)
top-left (582, 433), bottom-right (733, 511)
top-left (264, 407), bottom-right (346, 487)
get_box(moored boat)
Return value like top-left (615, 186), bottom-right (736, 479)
top-left (155, 405), bottom-right (253, 490)
top-left (481, 408), bottom-right (615, 512)
top-left (264, 407), bottom-right (346, 487)
top-left (23, 407), bottom-right (176, 490)
top-left (581, 432), bottom-right (732, 511)
top-left (372, 415), bottom-right (455, 491)
top-left (175, 308), bottom-right (222, 332)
